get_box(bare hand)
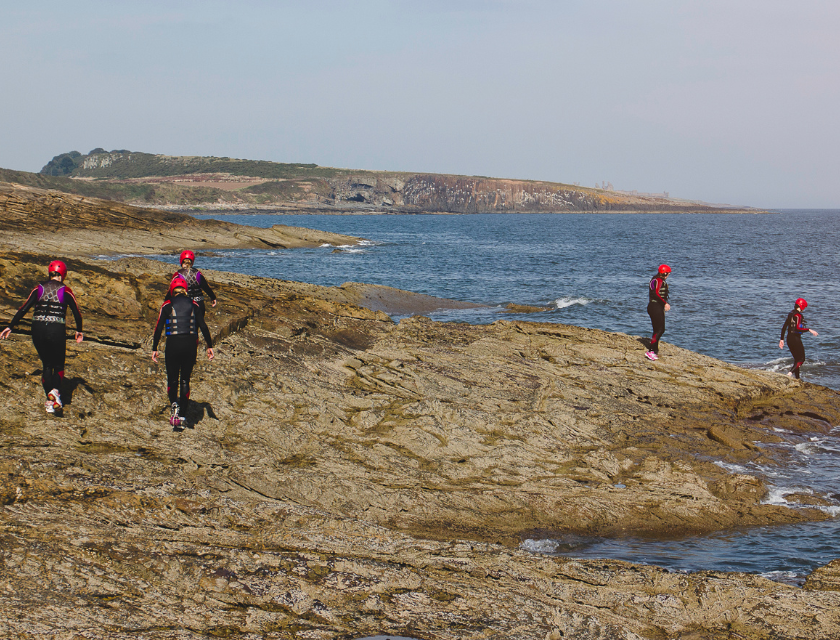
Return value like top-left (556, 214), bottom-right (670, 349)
top-left (664, 303), bottom-right (671, 311)
top-left (810, 329), bottom-right (819, 336)
top-left (211, 299), bottom-right (217, 307)
top-left (779, 340), bottom-right (784, 349)
top-left (207, 347), bottom-right (215, 360)
top-left (75, 332), bottom-right (84, 343)
top-left (152, 350), bottom-right (159, 363)
top-left (0, 328), bottom-right (10, 340)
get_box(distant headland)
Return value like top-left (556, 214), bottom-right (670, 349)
top-left (2, 148), bottom-right (768, 214)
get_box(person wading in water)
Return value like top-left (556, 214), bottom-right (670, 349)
top-left (779, 297), bottom-right (818, 379)
top-left (645, 264), bottom-right (671, 361)
top-left (0, 260), bottom-right (83, 414)
top-left (152, 275), bottom-right (214, 428)
top-left (167, 250), bottom-right (217, 323)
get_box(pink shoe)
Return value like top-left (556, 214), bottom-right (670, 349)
top-left (645, 351), bottom-right (658, 361)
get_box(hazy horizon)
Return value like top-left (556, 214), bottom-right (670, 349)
top-left (2, 1), bottom-right (839, 208)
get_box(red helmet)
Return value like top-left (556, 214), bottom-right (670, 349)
top-left (180, 250), bottom-right (195, 265)
top-left (658, 264), bottom-right (671, 274)
top-left (169, 275), bottom-right (188, 294)
top-left (795, 298), bottom-right (808, 310)
top-left (48, 260), bottom-right (67, 281)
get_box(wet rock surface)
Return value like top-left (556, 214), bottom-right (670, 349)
top-left (2, 246), bottom-right (840, 636)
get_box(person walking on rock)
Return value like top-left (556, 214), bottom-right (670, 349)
top-left (779, 298), bottom-right (818, 379)
top-left (152, 275), bottom-right (214, 428)
top-left (168, 250), bottom-right (217, 323)
top-left (645, 264), bottom-right (671, 361)
top-left (0, 260), bottom-right (83, 414)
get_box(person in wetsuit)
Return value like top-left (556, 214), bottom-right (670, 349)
top-left (645, 264), bottom-right (671, 361)
top-left (152, 275), bottom-right (214, 427)
top-left (166, 250), bottom-right (217, 323)
top-left (779, 297), bottom-right (818, 379)
top-left (0, 260), bottom-right (83, 413)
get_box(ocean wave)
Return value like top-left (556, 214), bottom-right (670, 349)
top-left (519, 538), bottom-right (559, 554)
top-left (759, 570), bottom-right (802, 585)
top-left (554, 296), bottom-right (595, 309)
top-left (713, 461), bottom-right (751, 474)
top-left (761, 486), bottom-right (801, 506)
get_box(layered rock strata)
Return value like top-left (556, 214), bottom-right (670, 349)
top-left (0, 181), bottom-right (360, 255)
top-left (2, 251), bottom-right (840, 638)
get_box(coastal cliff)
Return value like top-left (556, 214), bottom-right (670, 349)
top-left (3, 241), bottom-right (840, 637)
top-left (15, 149), bottom-right (766, 213)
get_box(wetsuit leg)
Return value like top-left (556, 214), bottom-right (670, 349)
top-left (787, 335), bottom-right (805, 379)
top-left (178, 347), bottom-right (196, 412)
top-left (164, 336), bottom-right (197, 409)
top-left (194, 300), bottom-right (207, 324)
top-left (164, 347), bottom-right (180, 404)
top-left (647, 301), bottom-right (666, 354)
top-left (32, 323), bottom-right (66, 398)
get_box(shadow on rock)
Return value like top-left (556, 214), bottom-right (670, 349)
top-left (61, 376), bottom-right (95, 406)
top-left (185, 401), bottom-right (217, 428)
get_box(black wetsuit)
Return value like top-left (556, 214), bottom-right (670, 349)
top-left (165, 267), bottom-right (216, 322)
top-left (153, 293), bottom-right (213, 412)
top-left (647, 274), bottom-right (669, 354)
top-left (5, 280), bottom-right (83, 401)
top-left (781, 309), bottom-right (809, 379)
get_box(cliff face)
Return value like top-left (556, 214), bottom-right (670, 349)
top-left (334, 174), bottom-right (706, 213)
top-left (2, 245), bottom-right (840, 637)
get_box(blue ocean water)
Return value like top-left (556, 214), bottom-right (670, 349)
top-left (178, 210), bottom-right (840, 388)
top-left (143, 210), bottom-right (840, 582)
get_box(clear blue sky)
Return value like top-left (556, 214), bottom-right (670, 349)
top-left (1, 1), bottom-right (838, 208)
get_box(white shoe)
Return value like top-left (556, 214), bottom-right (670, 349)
top-left (45, 399), bottom-right (55, 414)
top-left (48, 389), bottom-right (62, 410)
top-left (645, 351), bottom-right (658, 361)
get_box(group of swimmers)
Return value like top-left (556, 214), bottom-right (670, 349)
top-left (0, 251), bottom-right (217, 427)
top-left (645, 263), bottom-right (817, 379)
top-left (0, 257), bottom-right (820, 424)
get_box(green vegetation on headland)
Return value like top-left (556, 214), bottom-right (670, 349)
top-left (22, 148), bottom-right (768, 214)
top-left (41, 148), bottom-right (328, 180)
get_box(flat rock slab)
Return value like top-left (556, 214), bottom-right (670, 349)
top-left (2, 252), bottom-right (840, 638)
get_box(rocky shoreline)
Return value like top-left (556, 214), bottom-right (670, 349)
top-left (1, 188), bottom-right (840, 638)
top-left (0, 182), bottom-right (361, 256)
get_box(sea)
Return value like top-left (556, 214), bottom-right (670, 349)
top-left (138, 210), bottom-right (840, 584)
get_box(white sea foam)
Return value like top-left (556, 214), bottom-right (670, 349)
top-left (761, 486), bottom-right (800, 506)
top-left (714, 461), bottom-right (750, 474)
top-left (759, 570), bottom-right (802, 584)
top-left (554, 296), bottom-right (593, 309)
top-left (519, 538), bottom-right (559, 554)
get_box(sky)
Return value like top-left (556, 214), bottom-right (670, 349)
top-left (1, 1), bottom-right (839, 208)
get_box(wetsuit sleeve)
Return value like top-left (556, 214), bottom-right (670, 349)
top-left (64, 287), bottom-right (83, 332)
top-left (781, 313), bottom-right (790, 340)
top-left (197, 271), bottom-right (216, 301)
top-left (650, 277), bottom-right (667, 304)
top-left (794, 312), bottom-right (809, 334)
top-left (152, 301), bottom-right (171, 350)
top-left (5, 287), bottom-right (40, 331)
top-left (194, 302), bottom-right (214, 348)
